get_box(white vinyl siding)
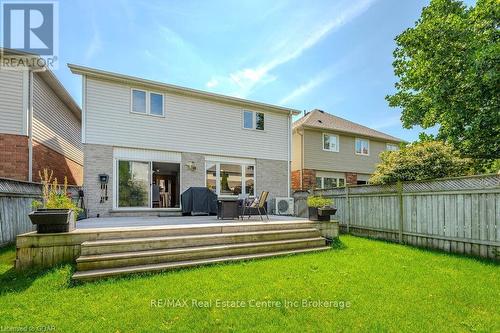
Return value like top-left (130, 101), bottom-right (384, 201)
top-left (32, 73), bottom-right (83, 164)
top-left (85, 78), bottom-right (288, 161)
top-left (0, 70), bottom-right (25, 135)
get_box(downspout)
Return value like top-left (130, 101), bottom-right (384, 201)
top-left (28, 71), bottom-right (34, 182)
top-left (287, 110), bottom-right (291, 196)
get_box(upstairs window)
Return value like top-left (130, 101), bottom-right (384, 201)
top-left (131, 89), bottom-right (164, 117)
top-left (386, 143), bottom-right (399, 151)
top-left (323, 133), bottom-right (339, 152)
top-left (132, 89), bottom-right (146, 114)
top-left (355, 138), bottom-right (370, 155)
top-left (150, 93), bottom-right (164, 116)
top-left (243, 111), bottom-right (264, 130)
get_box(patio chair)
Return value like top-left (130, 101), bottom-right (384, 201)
top-left (241, 191), bottom-right (269, 221)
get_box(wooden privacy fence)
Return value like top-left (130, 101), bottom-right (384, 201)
top-left (314, 174), bottom-right (500, 260)
top-left (0, 178), bottom-right (81, 247)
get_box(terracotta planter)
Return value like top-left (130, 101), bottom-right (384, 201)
top-left (29, 209), bottom-right (75, 233)
top-left (308, 207), bottom-right (337, 221)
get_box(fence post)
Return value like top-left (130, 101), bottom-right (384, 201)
top-left (345, 183), bottom-right (350, 233)
top-left (397, 181), bottom-right (404, 243)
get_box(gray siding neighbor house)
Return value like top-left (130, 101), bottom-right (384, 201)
top-left (69, 64), bottom-right (299, 218)
top-left (0, 51), bottom-right (82, 185)
top-left (292, 109), bottom-right (403, 190)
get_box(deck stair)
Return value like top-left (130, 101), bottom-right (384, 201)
top-left (72, 221), bottom-right (329, 281)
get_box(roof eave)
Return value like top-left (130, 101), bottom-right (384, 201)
top-left (68, 64), bottom-right (300, 115)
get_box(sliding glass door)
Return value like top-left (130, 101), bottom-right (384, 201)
top-left (117, 160), bottom-right (150, 208)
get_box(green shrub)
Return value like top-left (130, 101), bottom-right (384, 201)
top-left (307, 196), bottom-right (333, 208)
top-left (370, 141), bottom-right (473, 185)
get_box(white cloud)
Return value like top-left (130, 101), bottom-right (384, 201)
top-left (206, 78), bottom-right (219, 88)
top-left (205, 0), bottom-right (376, 98)
top-left (279, 73), bottom-right (331, 105)
top-left (84, 27), bottom-right (101, 62)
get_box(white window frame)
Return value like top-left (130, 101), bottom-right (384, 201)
top-left (149, 91), bottom-right (165, 117)
top-left (315, 177), bottom-right (345, 189)
top-left (386, 143), bottom-right (398, 151)
top-left (355, 138), bottom-right (370, 156)
top-left (322, 133), bottom-right (339, 152)
top-left (242, 110), bottom-right (265, 131)
top-left (130, 88), bottom-right (147, 115)
top-left (130, 88), bottom-right (165, 117)
top-left (205, 161), bottom-right (256, 197)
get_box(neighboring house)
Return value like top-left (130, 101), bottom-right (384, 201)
top-left (0, 52), bottom-right (83, 185)
top-left (292, 109), bottom-right (403, 190)
top-left (68, 64), bottom-right (299, 218)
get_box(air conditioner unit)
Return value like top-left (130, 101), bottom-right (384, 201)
top-left (275, 197), bottom-right (294, 215)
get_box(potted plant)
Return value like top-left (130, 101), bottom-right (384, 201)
top-left (307, 196), bottom-right (336, 221)
top-left (29, 169), bottom-right (81, 233)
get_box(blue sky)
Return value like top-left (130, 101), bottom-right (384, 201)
top-left (54, 0), bottom-right (474, 142)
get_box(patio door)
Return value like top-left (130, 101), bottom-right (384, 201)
top-left (117, 160), bottom-right (151, 208)
top-left (116, 159), bottom-right (181, 209)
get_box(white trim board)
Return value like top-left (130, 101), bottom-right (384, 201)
top-left (113, 147), bottom-right (181, 163)
top-left (205, 155), bottom-right (255, 165)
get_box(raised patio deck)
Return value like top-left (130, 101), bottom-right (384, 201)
top-left (77, 215), bottom-right (307, 229)
top-left (16, 215), bottom-right (339, 280)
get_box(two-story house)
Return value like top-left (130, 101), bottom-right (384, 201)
top-left (0, 51), bottom-right (83, 185)
top-left (292, 109), bottom-right (403, 190)
top-left (69, 64), bottom-right (299, 218)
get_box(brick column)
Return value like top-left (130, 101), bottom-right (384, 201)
top-left (345, 172), bottom-right (357, 185)
top-left (302, 169), bottom-right (316, 190)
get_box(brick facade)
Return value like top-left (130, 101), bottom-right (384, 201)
top-left (0, 133), bottom-right (29, 181)
top-left (291, 170), bottom-right (301, 191)
top-left (345, 172), bottom-right (358, 185)
top-left (291, 169), bottom-right (317, 190)
top-left (32, 141), bottom-right (83, 185)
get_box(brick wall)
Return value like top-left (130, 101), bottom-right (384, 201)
top-left (0, 133), bottom-right (29, 181)
top-left (291, 170), bottom-right (301, 191)
top-left (302, 169), bottom-right (316, 190)
top-left (32, 141), bottom-right (83, 185)
top-left (345, 172), bottom-right (358, 185)
top-left (291, 169), bottom-right (317, 190)
top-left (83, 143), bottom-right (113, 218)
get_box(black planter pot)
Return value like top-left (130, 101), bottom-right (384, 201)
top-left (308, 207), bottom-right (337, 221)
top-left (29, 209), bottom-right (75, 233)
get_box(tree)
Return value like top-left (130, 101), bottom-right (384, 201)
top-left (370, 141), bottom-right (472, 185)
top-left (386, 0), bottom-right (500, 165)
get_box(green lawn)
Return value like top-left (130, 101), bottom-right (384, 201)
top-left (0, 236), bottom-right (498, 332)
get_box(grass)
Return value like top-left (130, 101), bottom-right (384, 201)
top-left (0, 236), bottom-right (498, 332)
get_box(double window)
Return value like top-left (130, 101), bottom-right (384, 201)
top-left (355, 138), bottom-right (370, 155)
top-left (206, 162), bottom-right (255, 197)
top-left (131, 89), bottom-right (164, 117)
top-left (316, 177), bottom-right (345, 189)
top-left (322, 133), bottom-right (339, 152)
top-left (243, 111), bottom-right (265, 130)
top-left (386, 143), bottom-right (399, 151)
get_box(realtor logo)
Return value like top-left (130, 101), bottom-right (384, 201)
top-left (1, 0), bottom-right (58, 68)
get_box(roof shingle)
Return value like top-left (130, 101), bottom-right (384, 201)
top-left (293, 109), bottom-right (403, 142)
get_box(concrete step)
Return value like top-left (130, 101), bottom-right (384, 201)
top-left (76, 237), bottom-right (326, 271)
top-left (77, 221), bottom-right (317, 241)
top-left (72, 246), bottom-right (331, 281)
top-left (80, 228), bottom-right (321, 255)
